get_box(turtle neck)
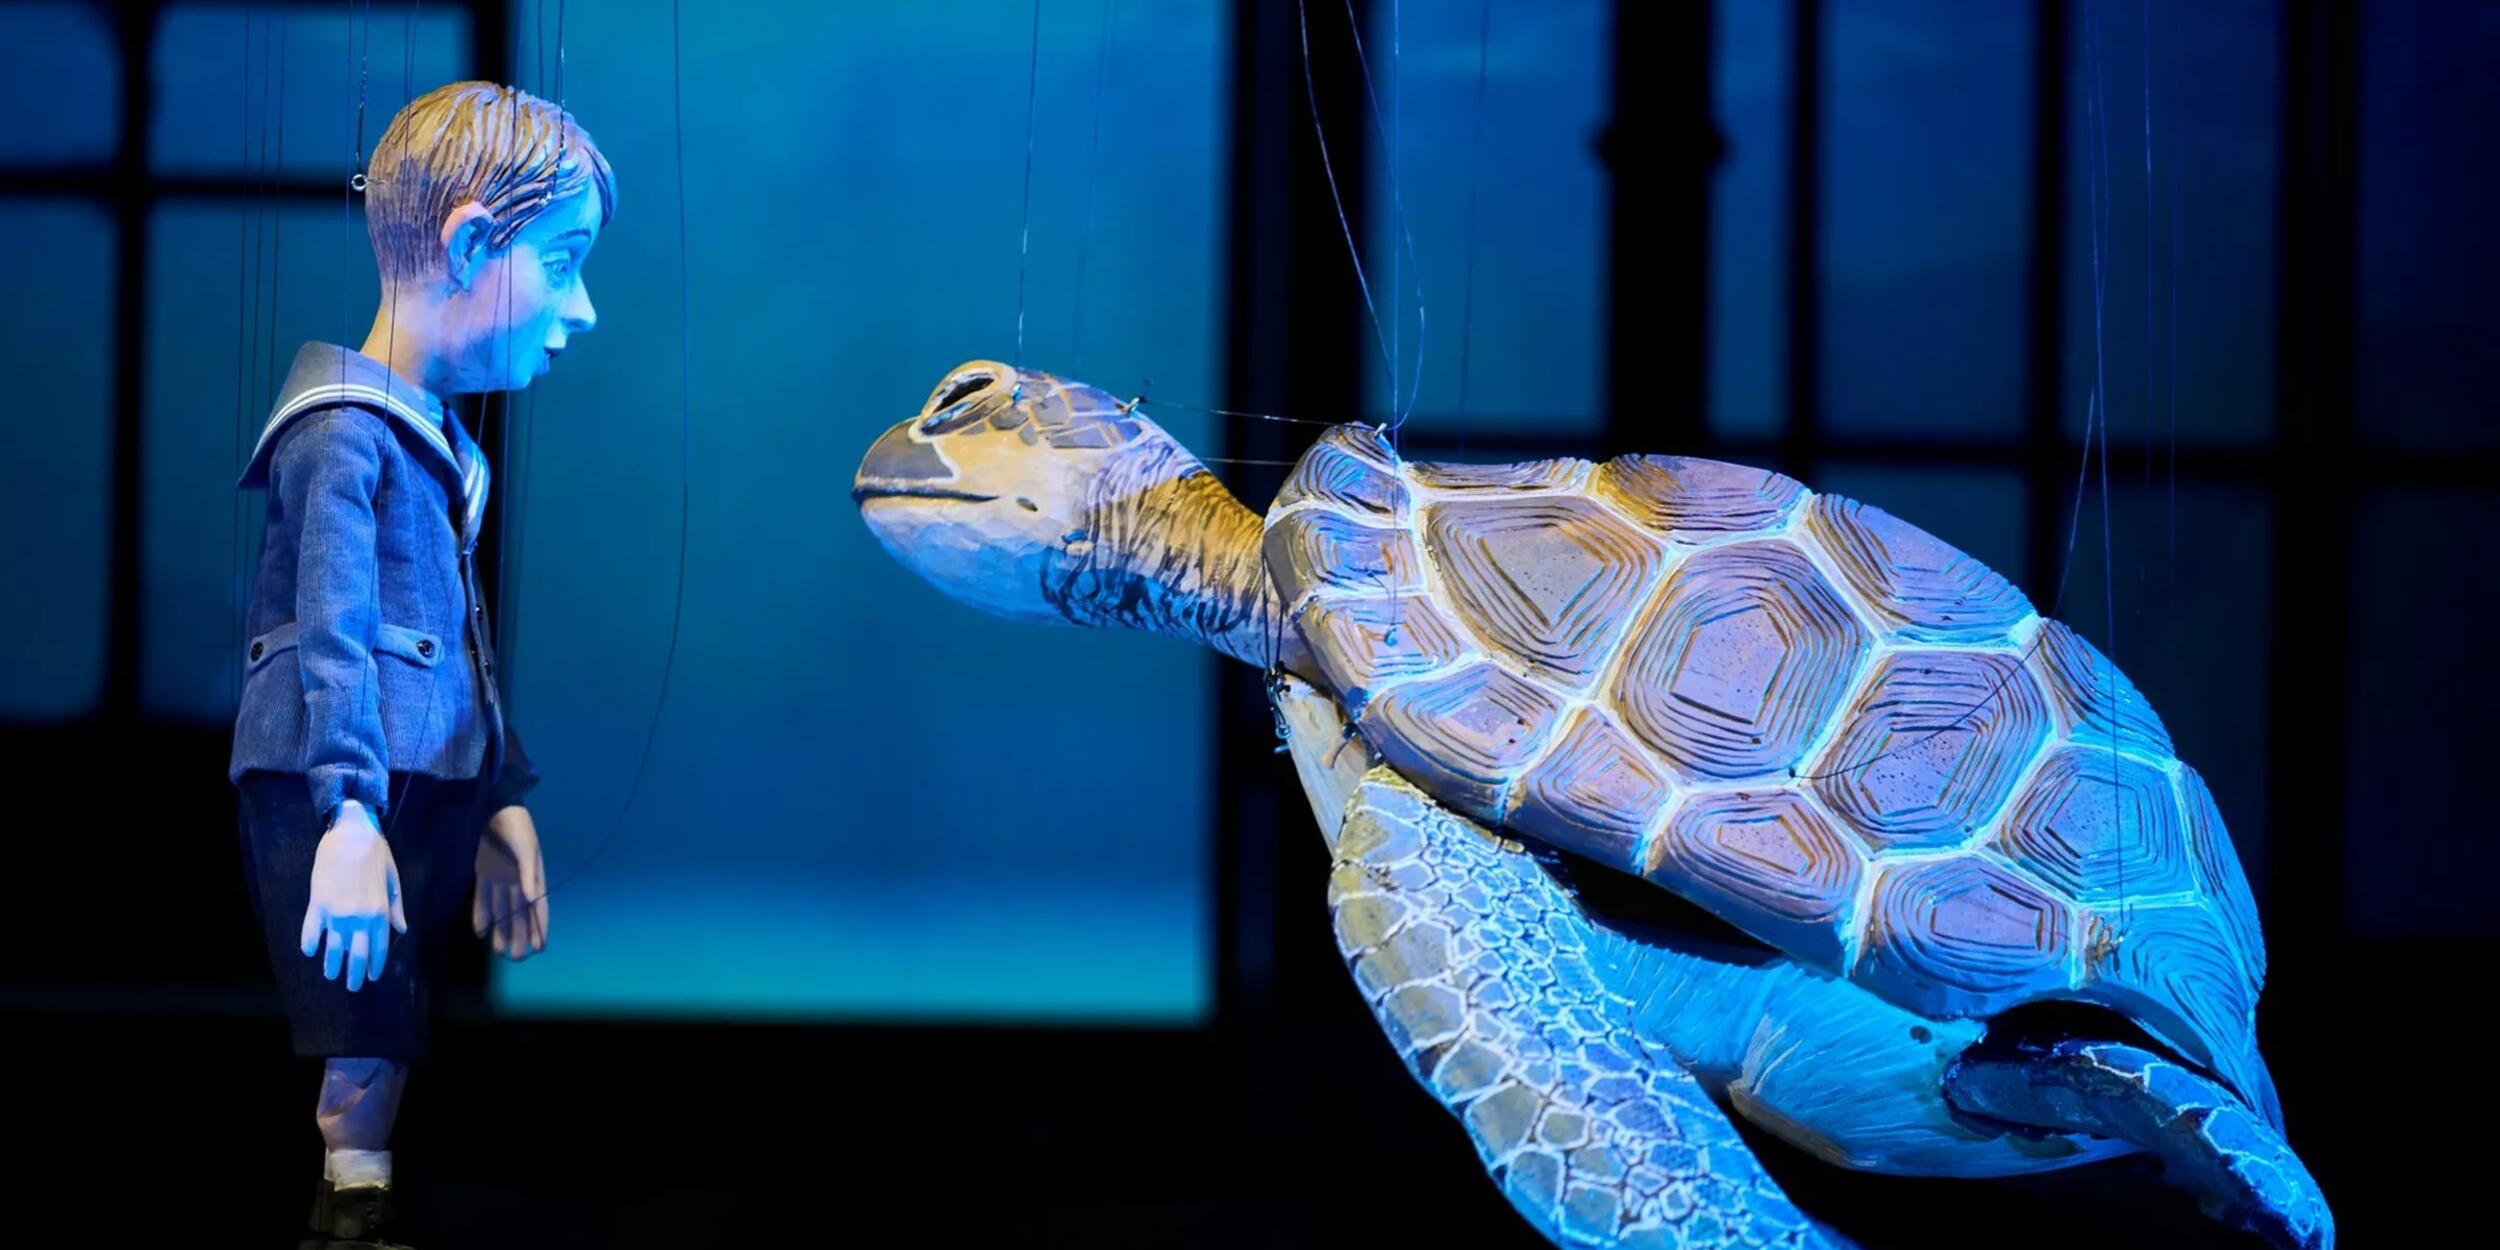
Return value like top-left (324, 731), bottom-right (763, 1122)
top-left (1053, 439), bottom-right (1317, 677)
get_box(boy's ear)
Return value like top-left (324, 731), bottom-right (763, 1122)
top-left (440, 202), bottom-right (496, 292)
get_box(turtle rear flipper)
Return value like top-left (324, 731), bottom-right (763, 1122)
top-left (1946, 1039), bottom-right (2333, 1249)
top-left (1330, 763), bottom-right (1837, 1249)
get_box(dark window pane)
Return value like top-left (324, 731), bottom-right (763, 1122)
top-left (1706, 0), bottom-right (1789, 441)
top-left (2347, 489), bottom-right (2498, 938)
top-left (2063, 0), bottom-right (2277, 446)
top-left (2356, 2), bottom-right (2500, 453)
top-left (0, 3), bottom-right (118, 163)
top-left (0, 203), bottom-right (115, 720)
top-left (2048, 479), bottom-right (2272, 907)
top-left (142, 202), bottom-right (378, 721)
top-left (1822, 0), bottom-right (2030, 438)
top-left (1362, 0), bottom-right (1608, 434)
top-left (152, 7), bottom-right (471, 178)
top-left (488, 1), bottom-right (1225, 1022)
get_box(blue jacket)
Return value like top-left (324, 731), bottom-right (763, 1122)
top-left (229, 343), bottom-right (538, 826)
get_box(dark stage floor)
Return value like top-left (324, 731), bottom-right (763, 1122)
top-left (10, 938), bottom-right (2467, 1249)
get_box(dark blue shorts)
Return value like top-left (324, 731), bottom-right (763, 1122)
top-left (237, 769), bottom-right (491, 1060)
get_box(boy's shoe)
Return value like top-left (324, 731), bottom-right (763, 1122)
top-left (300, 1178), bottom-right (414, 1250)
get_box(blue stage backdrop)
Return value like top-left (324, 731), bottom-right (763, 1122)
top-left (486, 1), bottom-right (1230, 1020)
top-left (2, 0), bottom-right (2495, 1020)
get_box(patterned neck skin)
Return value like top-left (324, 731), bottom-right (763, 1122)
top-left (1048, 436), bottom-right (1317, 677)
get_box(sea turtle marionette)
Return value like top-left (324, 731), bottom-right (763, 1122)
top-left (853, 362), bottom-right (2333, 1250)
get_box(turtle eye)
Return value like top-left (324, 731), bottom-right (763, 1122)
top-left (926, 372), bottom-right (995, 415)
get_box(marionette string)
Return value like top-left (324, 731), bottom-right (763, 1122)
top-left (1070, 0), bottom-right (1118, 371)
top-left (231, 6), bottom-right (272, 718)
top-left (486, 0), bottom-right (695, 930)
top-left (1014, 0), bottom-right (1042, 379)
top-left (1455, 0), bottom-right (1490, 427)
top-left (1296, 0), bottom-right (1395, 426)
top-left (1338, 0), bottom-right (1427, 437)
top-left (1797, 1), bottom-right (2144, 817)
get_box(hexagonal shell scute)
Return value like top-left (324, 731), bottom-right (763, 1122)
top-left (1424, 495), bottom-right (1665, 688)
top-left (1274, 437), bottom-right (1411, 518)
top-left (2176, 764), bottom-right (2267, 986)
top-left (2034, 619), bottom-right (2176, 761)
top-left (1609, 540), bottom-right (1873, 783)
top-left (1361, 661), bottom-right (1571, 825)
top-left (1592, 455), bottom-right (1806, 541)
top-left (1859, 857), bottom-right (2075, 1017)
top-left (1992, 746), bottom-right (2196, 905)
top-left (1648, 789), bottom-right (1867, 970)
top-left (1801, 494), bottom-right (2033, 646)
top-left (1294, 593), bottom-right (1471, 715)
top-left (1412, 457), bottom-right (1593, 494)
top-left (1263, 507), bottom-right (1427, 609)
top-left (2075, 901), bottom-right (2278, 1129)
top-left (1507, 709), bottom-right (1677, 869)
top-left (1808, 650), bottom-right (2052, 853)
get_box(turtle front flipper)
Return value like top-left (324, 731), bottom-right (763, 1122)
top-left (1331, 764), bottom-right (1836, 1249)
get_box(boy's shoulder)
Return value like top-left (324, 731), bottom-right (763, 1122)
top-left (239, 401), bottom-right (396, 491)
top-left (239, 342), bottom-right (451, 491)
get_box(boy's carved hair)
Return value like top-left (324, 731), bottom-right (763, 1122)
top-left (365, 81), bottom-right (616, 283)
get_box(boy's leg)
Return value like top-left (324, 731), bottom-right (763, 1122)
top-left (316, 1057), bottom-right (406, 1178)
top-left (307, 1057), bottom-right (408, 1244)
top-left (238, 772), bottom-right (436, 1062)
top-left (239, 771), bottom-right (448, 1244)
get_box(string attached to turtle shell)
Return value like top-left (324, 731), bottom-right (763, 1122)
top-left (1069, 0), bottom-right (1119, 372)
top-left (1013, 0), bottom-right (1042, 391)
top-left (1258, 0), bottom-right (1459, 729)
top-left (1296, 0), bottom-right (1394, 429)
top-left (1801, 0), bottom-right (2151, 945)
top-left (1123, 396), bottom-right (1328, 469)
top-left (2090, 0), bottom-right (2127, 929)
top-left (1295, 0), bottom-right (1432, 655)
top-left (1455, 0), bottom-right (1491, 428)
top-left (1337, 0), bottom-right (1429, 435)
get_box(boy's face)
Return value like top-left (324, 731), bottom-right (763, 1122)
top-left (442, 189), bottom-right (602, 393)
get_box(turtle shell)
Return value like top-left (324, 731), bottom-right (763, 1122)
top-left (1263, 425), bottom-right (2279, 1128)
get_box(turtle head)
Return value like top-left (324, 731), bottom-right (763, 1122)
top-left (854, 360), bottom-right (1204, 626)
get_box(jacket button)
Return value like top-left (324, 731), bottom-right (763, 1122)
top-left (249, 641), bottom-right (264, 661)
top-left (416, 638), bottom-right (435, 658)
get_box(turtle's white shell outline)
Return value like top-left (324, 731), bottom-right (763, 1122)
top-left (1260, 425), bottom-right (2279, 1129)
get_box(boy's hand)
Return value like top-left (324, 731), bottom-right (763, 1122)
top-left (300, 799), bottom-right (407, 992)
top-left (473, 804), bottom-right (549, 960)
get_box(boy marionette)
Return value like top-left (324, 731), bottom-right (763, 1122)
top-left (230, 81), bottom-right (611, 1250)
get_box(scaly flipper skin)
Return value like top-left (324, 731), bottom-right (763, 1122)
top-left (1329, 763), bottom-right (1834, 1249)
top-left (1945, 1040), bottom-right (2333, 1250)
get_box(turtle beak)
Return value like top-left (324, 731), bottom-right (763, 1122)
top-left (852, 420), bottom-right (996, 504)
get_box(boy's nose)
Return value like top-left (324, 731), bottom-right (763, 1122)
top-left (563, 280), bottom-right (597, 333)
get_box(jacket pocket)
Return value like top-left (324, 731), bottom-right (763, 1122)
top-left (246, 620), bottom-right (443, 670)
top-left (244, 622), bottom-right (299, 674)
top-left (373, 623), bottom-right (447, 668)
